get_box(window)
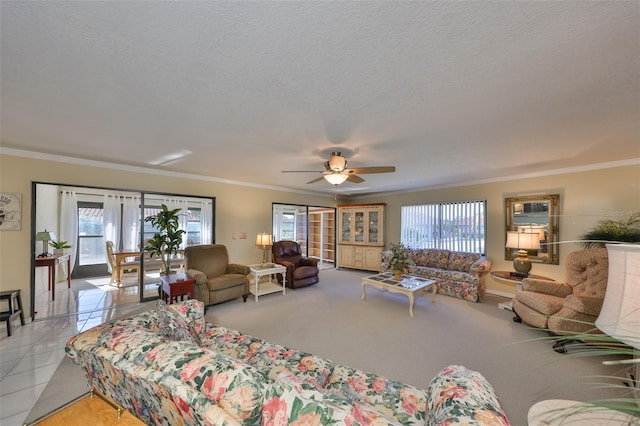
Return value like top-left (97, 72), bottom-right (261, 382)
top-left (401, 200), bottom-right (486, 254)
top-left (77, 202), bottom-right (104, 266)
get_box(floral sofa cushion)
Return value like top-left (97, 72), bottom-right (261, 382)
top-left (200, 324), bottom-right (334, 389)
top-left (426, 365), bottom-right (510, 426)
top-left (447, 251), bottom-right (483, 273)
top-left (325, 364), bottom-right (427, 425)
top-left (263, 370), bottom-right (399, 425)
top-left (409, 249), bottom-right (450, 269)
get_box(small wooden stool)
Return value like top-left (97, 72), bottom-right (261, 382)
top-left (0, 290), bottom-right (25, 336)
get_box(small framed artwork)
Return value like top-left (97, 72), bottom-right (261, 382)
top-left (0, 192), bottom-right (22, 231)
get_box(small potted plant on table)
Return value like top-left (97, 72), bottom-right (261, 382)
top-left (50, 240), bottom-right (71, 255)
top-left (389, 242), bottom-right (412, 280)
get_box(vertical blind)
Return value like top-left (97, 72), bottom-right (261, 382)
top-left (401, 200), bottom-right (486, 254)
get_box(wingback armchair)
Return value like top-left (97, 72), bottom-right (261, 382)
top-left (272, 240), bottom-right (320, 289)
top-left (184, 244), bottom-right (250, 308)
top-left (512, 248), bottom-right (609, 350)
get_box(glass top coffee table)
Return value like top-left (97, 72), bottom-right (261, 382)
top-left (361, 272), bottom-right (437, 317)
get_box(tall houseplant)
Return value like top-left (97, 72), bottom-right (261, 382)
top-left (580, 212), bottom-right (640, 248)
top-left (144, 204), bottom-right (185, 275)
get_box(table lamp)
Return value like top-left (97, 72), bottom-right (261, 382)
top-left (596, 244), bottom-right (640, 399)
top-left (506, 231), bottom-right (540, 275)
top-left (36, 230), bottom-right (57, 257)
top-left (256, 233), bottom-right (273, 266)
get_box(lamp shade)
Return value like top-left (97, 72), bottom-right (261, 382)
top-left (36, 230), bottom-right (57, 242)
top-left (595, 244), bottom-right (640, 350)
top-left (324, 173), bottom-right (349, 185)
top-left (256, 233), bottom-right (273, 247)
top-left (506, 231), bottom-right (540, 250)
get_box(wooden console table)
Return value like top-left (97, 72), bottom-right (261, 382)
top-left (36, 254), bottom-right (71, 301)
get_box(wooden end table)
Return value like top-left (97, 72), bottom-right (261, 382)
top-left (35, 254), bottom-right (71, 301)
top-left (160, 273), bottom-right (195, 304)
top-left (361, 272), bottom-right (437, 317)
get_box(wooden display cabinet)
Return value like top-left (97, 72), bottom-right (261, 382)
top-left (337, 203), bottom-right (385, 271)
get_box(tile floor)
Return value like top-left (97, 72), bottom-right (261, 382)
top-left (0, 276), bottom-right (157, 425)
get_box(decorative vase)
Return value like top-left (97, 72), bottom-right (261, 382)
top-left (393, 269), bottom-right (403, 280)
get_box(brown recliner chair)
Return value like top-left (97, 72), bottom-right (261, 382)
top-left (512, 248), bottom-right (609, 352)
top-left (272, 240), bottom-right (320, 289)
top-left (184, 244), bottom-right (249, 308)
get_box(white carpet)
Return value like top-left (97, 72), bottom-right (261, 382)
top-left (29, 268), bottom-right (632, 425)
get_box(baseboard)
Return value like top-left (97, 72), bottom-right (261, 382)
top-left (486, 288), bottom-right (514, 299)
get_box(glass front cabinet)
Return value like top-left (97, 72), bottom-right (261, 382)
top-left (337, 203), bottom-right (385, 271)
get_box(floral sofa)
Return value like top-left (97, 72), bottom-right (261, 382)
top-left (66, 300), bottom-right (509, 425)
top-left (381, 249), bottom-right (492, 302)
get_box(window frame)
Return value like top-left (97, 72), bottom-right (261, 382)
top-left (400, 199), bottom-right (487, 254)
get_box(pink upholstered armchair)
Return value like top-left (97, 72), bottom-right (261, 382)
top-left (512, 248), bottom-right (609, 352)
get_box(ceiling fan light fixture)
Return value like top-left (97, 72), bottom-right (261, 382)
top-left (328, 152), bottom-right (347, 171)
top-left (324, 173), bottom-right (349, 185)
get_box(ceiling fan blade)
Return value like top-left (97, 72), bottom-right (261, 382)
top-left (346, 174), bottom-right (365, 183)
top-left (346, 166), bottom-right (396, 174)
top-left (307, 176), bottom-right (326, 184)
top-left (282, 170), bottom-right (324, 173)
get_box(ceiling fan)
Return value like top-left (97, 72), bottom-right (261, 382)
top-left (282, 151), bottom-right (396, 185)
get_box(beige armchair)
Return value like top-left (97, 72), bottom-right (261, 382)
top-left (184, 244), bottom-right (249, 308)
top-left (512, 248), bottom-right (609, 352)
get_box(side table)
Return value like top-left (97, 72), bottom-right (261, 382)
top-left (248, 263), bottom-right (286, 301)
top-left (35, 254), bottom-right (71, 301)
top-left (160, 273), bottom-right (195, 304)
top-left (490, 271), bottom-right (553, 311)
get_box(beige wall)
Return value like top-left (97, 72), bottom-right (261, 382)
top-left (364, 164), bottom-right (640, 296)
top-left (2, 152), bottom-right (638, 317)
top-left (0, 153), bottom-right (336, 318)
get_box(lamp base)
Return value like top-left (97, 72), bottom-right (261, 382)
top-left (513, 250), bottom-right (532, 274)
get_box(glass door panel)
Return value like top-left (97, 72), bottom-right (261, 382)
top-left (369, 211), bottom-right (379, 243)
top-left (354, 212), bottom-right (364, 243)
top-left (341, 212), bottom-right (351, 243)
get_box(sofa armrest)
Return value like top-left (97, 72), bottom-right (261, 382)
top-left (227, 263), bottom-right (250, 275)
top-left (426, 365), bottom-right (510, 425)
top-left (300, 257), bottom-right (319, 267)
top-left (187, 268), bottom-right (208, 285)
top-left (470, 255), bottom-right (492, 275)
top-left (522, 278), bottom-right (572, 298)
top-left (563, 294), bottom-right (604, 316)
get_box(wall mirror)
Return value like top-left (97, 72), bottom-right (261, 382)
top-left (505, 194), bottom-right (560, 265)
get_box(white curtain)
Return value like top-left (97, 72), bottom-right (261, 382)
top-left (200, 200), bottom-right (212, 245)
top-left (164, 198), bottom-right (189, 249)
top-left (103, 195), bottom-right (121, 272)
top-left (60, 191), bottom-right (78, 275)
top-left (122, 196), bottom-right (141, 251)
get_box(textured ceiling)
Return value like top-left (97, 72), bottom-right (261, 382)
top-left (1, 1), bottom-right (638, 197)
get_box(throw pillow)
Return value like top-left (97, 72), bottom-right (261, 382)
top-left (156, 300), bottom-right (200, 345)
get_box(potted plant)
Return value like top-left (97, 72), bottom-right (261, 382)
top-left (143, 204), bottom-right (185, 275)
top-left (388, 242), bottom-right (413, 280)
top-left (49, 240), bottom-right (71, 255)
top-left (580, 212), bottom-right (640, 248)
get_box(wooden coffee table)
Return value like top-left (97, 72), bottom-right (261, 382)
top-left (361, 272), bottom-right (437, 317)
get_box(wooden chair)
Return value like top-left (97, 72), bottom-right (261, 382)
top-left (105, 241), bottom-right (140, 286)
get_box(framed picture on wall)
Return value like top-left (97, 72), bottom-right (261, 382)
top-left (0, 192), bottom-right (22, 231)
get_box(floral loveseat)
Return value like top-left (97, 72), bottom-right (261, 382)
top-left (66, 300), bottom-right (509, 425)
top-left (381, 249), bottom-right (491, 302)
